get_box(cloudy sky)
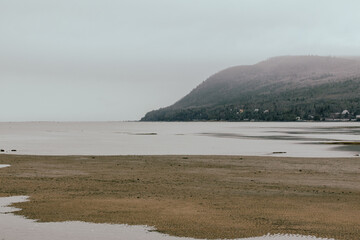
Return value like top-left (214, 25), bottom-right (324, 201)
top-left (1, 0), bottom-right (360, 121)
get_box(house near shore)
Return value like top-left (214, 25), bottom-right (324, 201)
top-left (342, 110), bottom-right (350, 115)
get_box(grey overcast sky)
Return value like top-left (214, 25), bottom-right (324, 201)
top-left (1, 0), bottom-right (360, 121)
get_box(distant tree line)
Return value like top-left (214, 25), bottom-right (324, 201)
top-left (142, 78), bottom-right (360, 121)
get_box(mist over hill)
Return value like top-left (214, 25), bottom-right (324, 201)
top-left (142, 56), bottom-right (360, 121)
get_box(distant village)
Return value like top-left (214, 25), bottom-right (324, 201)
top-left (143, 104), bottom-right (360, 122)
top-left (324, 110), bottom-right (360, 122)
top-left (233, 108), bottom-right (360, 122)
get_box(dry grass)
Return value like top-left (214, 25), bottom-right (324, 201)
top-left (0, 154), bottom-right (359, 239)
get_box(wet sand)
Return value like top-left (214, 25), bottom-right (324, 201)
top-left (0, 155), bottom-right (359, 239)
top-left (0, 196), bottom-right (335, 240)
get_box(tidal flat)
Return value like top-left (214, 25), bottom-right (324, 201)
top-left (0, 154), bottom-right (359, 240)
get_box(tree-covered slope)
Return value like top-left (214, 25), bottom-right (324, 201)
top-left (142, 56), bottom-right (360, 121)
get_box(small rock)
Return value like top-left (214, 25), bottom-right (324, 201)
top-left (0, 149), bottom-right (4, 152)
top-left (11, 149), bottom-right (17, 152)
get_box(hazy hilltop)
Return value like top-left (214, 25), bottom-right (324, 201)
top-left (142, 56), bottom-right (360, 121)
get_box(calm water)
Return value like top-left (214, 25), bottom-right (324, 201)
top-left (0, 121), bottom-right (359, 157)
top-left (0, 123), bottom-right (351, 240)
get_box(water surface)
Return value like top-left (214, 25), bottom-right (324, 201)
top-left (0, 122), bottom-right (359, 157)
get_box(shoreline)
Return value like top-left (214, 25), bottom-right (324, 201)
top-left (1, 153), bottom-right (360, 159)
top-left (0, 154), bottom-right (359, 239)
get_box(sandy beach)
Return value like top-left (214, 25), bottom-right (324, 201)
top-left (0, 196), bottom-right (336, 240)
top-left (0, 154), bottom-right (359, 240)
top-left (2, 1), bottom-right (360, 239)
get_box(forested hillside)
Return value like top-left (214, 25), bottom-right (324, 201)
top-left (142, 56), bottom-right (360, 121)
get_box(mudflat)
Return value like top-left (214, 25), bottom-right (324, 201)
top-left (0, 155), bottom-right (359, 240)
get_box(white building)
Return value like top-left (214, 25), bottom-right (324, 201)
top-left (342, 110), bottom-right (349, 115)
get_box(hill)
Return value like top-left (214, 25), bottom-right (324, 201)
top-left (141, 56), bottom-right (360, 121)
